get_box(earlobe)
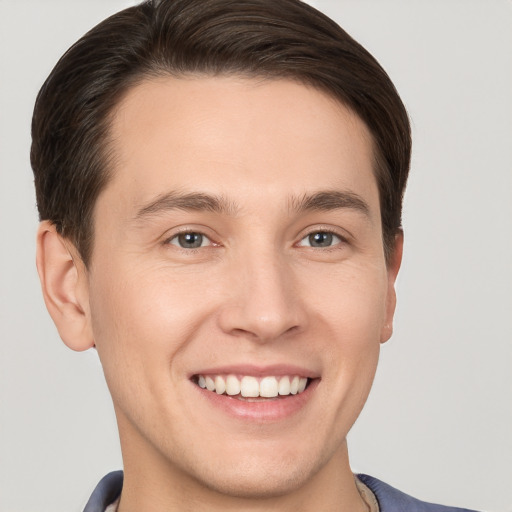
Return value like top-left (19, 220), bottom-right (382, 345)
top-left (36, 221), bottom-right (94, 351)
top-left (380, 230), bottom-right (404, 344)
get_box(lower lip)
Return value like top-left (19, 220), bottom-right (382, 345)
top-left (193, 379), bottom-right (319, 422)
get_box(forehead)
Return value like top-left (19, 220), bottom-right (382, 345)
top-left (104, 75), bottom-right (378, 213)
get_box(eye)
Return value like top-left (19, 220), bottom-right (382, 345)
top-left (298, 231), bottom-right (343, 248)
top-left (168, 232), bottom-right (211, 249)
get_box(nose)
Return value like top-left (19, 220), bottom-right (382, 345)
top-left (217, 249), bottom-right (305, 343)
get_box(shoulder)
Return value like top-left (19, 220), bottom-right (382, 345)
top-left (357, 474), bottom-right (480, 512)
top-left (83, 471), bottom-right (123, 512)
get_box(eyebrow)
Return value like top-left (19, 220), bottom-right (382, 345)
top-left (134, 191), bottom-right (238, 220)
top-left (133, 189), bottom-right (370, 221)
top-left (289, 190), bottom-right (370, 216)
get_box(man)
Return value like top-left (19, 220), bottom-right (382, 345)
top-left (31, 0), bottom-right (478, 511)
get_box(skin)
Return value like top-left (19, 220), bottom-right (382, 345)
top-left (37, 76), bottom-right (402, 511)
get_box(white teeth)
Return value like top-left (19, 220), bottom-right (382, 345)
top-left (259, 376), bottom-right (279, 398)
top-left (197, 374), bottom-right (310, 398)
top-left (290, 376), bottom-right (299, 395)
top-left (241, 376), bottom-right (259, 397)
top-left (225, 374), bottom-right (241, 395)
top-left (215, 375), bottom-right (226, 395)
top-left (205, 376), bottom-right (215, 391)
top-left (278, 376), bottom-right (290, 395)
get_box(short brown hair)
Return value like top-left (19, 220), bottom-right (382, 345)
top-left (31, 0), bottom-right (411, 265)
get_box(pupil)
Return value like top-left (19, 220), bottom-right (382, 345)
top-left (179, 233), bottom-right (202, 248)
top-left (310, 232), bottom-right (332, 247)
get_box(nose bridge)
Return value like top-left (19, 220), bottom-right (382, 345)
top-left (218, 243), bottom-right (303, 342)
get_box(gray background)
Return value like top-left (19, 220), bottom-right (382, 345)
top-left (1, 1), bottom-right (510, 510)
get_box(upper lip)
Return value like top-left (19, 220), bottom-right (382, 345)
top-left (189, 363), bottom-right (320, 379)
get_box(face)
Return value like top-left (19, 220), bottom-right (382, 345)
top-left (84, 76), bottom-right (399, 497)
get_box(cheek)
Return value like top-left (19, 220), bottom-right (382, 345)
top-left (313, 262), bottom-right (389, 339)
top-left (90, 262), bottom-right (201, 340)
top-left (313, 264), bottom-right (387, 403)
top-left (87, 261), bottom-right (225, 396)
top-left (88, 268), bottom-right (187, 393)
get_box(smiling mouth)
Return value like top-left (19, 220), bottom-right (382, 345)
top-left (193, 374), bottom-right (311, 400)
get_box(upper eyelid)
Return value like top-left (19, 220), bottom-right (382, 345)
top-left (163, 226), bottom-right (215, 242)
top-left (297, 225), bottom-right (351, 243)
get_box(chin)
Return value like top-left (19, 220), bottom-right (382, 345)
top-left (175, 439), bottom-right (337, 501)
top-left (192, 457), bottom-right (315, 499)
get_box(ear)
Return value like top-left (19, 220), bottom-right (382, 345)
top-left (380, 230), bottom-right (404, 343)
top-left (36, 221), bottom-right (94, 351)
